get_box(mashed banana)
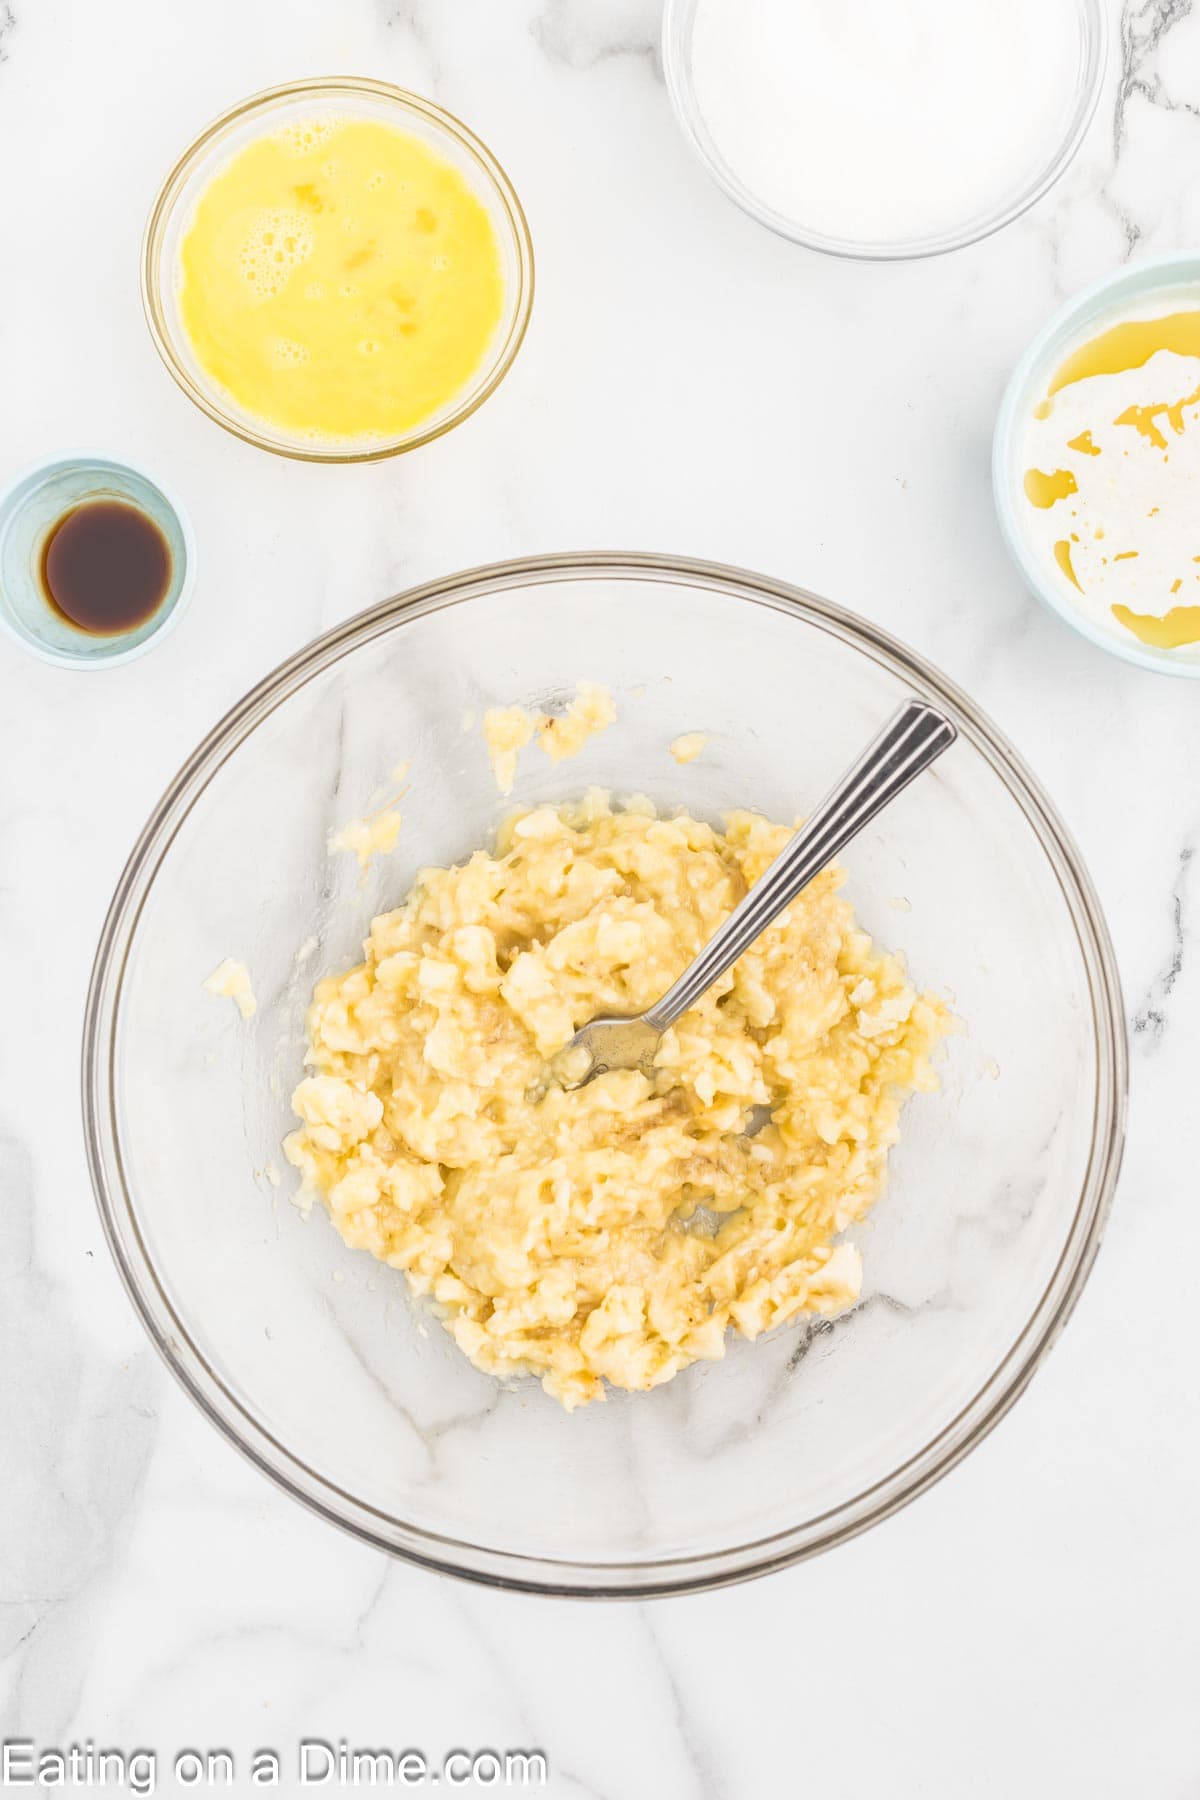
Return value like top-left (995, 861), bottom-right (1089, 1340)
top-left (482, 681), bottom-right (617, 794)
top-left (285, 793), bottom-right (948, 1408)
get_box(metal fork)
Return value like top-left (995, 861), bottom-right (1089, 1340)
top-left (555, 699), bottom-right (956, 1087)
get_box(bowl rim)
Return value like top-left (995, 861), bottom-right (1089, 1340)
top-left (661, 0), bottom-right (1108, 261)
top-left (81, 551), bottom-right (1128, 1596)
top-left (140, 76), bottom-right (535, 463)
top-left (992, 248), bottom-right (1200, 679)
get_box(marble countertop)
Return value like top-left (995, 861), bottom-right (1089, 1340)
top-left (3, 0), bottom-right (1199, 1793)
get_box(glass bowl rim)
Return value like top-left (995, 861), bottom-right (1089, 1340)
top-left (660, 0), bottom-right (1108, 262)
top-left (82, 551), bottom-right (1127, 1596)
top-left (140, 76), bottom-right (535, 464)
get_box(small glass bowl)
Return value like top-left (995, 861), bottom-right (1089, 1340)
top-left (0, 452), bottom-right (195, 670)
top-left (661, 0), bottom-right (1107, 261)
top-left (141, 78), bottom-right (534, 462)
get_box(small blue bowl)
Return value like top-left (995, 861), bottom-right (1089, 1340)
top-left (0, 452), bottom-right (196, 669)
top-left (993, 250), bottom-right (1200, 679)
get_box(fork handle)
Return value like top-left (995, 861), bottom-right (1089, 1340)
top-left (644, 700), bottom-right (957, 1032)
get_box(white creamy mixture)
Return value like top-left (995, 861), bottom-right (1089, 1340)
top-left (1020, 303), bottom-right (1200, 654)
top-left (689, 0), bottom-right (1080, 244)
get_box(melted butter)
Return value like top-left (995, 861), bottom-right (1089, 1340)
top-left (1067, 429), bottom-right (1101, 456)
top-left (1113, 381), bottom-right (1200, 450)
top-left (1047, 311), bottom-right (1200, 397)
top-left (1112, 603), bottom-right (1200, 648)
top-left (1054, 540), bottom-right (1083, 590)
top-left (1023, 466), bottom-right (1078, 508)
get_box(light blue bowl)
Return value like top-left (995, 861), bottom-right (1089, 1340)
top-left (993, 251), bottom-right (1200, 679)
top-left (0, 452), bottom-right (196, 669)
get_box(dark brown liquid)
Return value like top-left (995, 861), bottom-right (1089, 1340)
top-left (40, 500), bottom-right (172, 636)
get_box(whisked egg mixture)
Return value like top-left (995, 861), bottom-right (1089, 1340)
top-left (177, 114), bottom-right (504, 444)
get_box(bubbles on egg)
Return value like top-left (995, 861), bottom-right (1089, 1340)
top-left (238, 208), bottom-right (314, 298)
top-left (276, 117), bottom-right (338, 156)
top-left (269, 336), bottom-right (310, 368)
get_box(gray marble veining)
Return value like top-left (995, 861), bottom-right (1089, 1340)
top-left (1132, 837), bottom-right (1194, 1048)
top-left (531, 0), bottom-right (662, 72)
top-left (1115, 0), bottom-right (1197, 156)
top-left (0, 1135), bottom-right (158, 1743)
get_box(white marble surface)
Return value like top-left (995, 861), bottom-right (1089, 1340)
top-left (2, 0), bottom-right (1199, 1792)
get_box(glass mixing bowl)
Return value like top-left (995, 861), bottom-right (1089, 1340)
top-left (141, 78), bottom-right (534, 462)
top-left (83, 555), bottom-right (1126, 1594)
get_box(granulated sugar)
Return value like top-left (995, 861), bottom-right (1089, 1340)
top-left (689, 0), bottom-right (1085, 247)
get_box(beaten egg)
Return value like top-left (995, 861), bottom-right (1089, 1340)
top-left (177, 115), bottom-right (505, 445)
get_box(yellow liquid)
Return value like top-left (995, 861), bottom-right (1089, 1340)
top-left (1113, 382), bottom-right (1200, 450)
top-left (1112, 603), bottom-right (1200, 648)
top-left (1054, 540), bottom-right (1082, 591)
top-left (179, 116), bottom-right (504, 443)
top-left (1023, 466), bottom-right (1077, 508)
top-left (1047, 310), bottom-right (1200, 397)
